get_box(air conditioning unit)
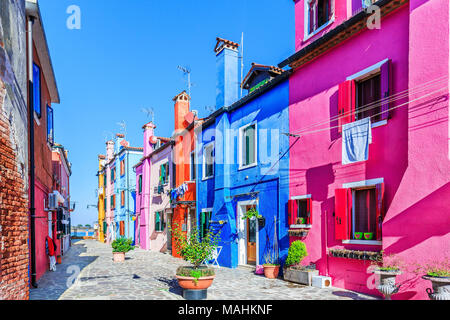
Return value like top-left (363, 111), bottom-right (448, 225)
top-left (48, 193), bottom-right (57, 210)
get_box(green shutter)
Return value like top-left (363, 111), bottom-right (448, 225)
top-left (155, 212), bottom-right (161, 231)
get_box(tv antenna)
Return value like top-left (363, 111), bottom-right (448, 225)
top-left (141, 107), bottom-right (154, 123)
top-left (177, 65), bottom-right (194, 97)
top-left (102, 131), bottom-right (114, 143)
top-left (117, 120), bottom-right (127, 137)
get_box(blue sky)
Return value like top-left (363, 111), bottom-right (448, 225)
top-left (39, 0), bottom-right (294, 226)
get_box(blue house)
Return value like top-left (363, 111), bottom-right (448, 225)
top-left (113, 134), bottom-right (143, 243)
top-left (196, 38), bottom-right (291, 268)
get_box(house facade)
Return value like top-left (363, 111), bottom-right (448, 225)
top-left (51, 144), bottom-right (73, 258)
top-left (171, 91), bottom-right (200, 258)
top-left (0, 0), bottom-right (30, 300)
top-left (134, 122), bottom-right (174, 252)
top-left (97, 154), bottom-right (106, 243)
top-left (282, 0), bottom-right (450, 299)
top-left (196, 38), bottom-right (291, 268)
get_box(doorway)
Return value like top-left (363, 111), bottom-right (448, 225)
top-left (237, 200), bottom-right (259, 266)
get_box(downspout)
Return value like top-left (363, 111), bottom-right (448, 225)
top-left (27, 14), bottom-right (38, 289)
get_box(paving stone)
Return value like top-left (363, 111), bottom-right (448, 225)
top-left (29, 240), bottom-right (377, 300)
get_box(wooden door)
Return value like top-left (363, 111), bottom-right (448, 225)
top-left (246, 206), bottom-right (257, 265)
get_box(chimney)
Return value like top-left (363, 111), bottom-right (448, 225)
top-left (106, 140), bottom-right (114, 162)
top-left (214, 37), bottom-right (239, 109)
top-left (115, 133), bottom-right (125, 153)
top-left (173, 91), bottom-right (191, 131)
top-left (142, 122), bottom-right (156, 157)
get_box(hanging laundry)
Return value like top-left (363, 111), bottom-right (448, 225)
top-left (342, 117), bottom-right (372, 165)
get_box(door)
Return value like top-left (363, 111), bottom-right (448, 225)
top-left (167, 212), bottom-right (172, 251)
top-left (246, 212), bottom-right (257, 265)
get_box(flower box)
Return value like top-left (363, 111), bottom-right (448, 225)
top-left (283, 267), bottom-right (319, 286)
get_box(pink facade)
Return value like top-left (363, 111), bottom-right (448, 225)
top-left (288, 0), bottom-right (449, 299)
top-left (105, 140), bottom-right (115, 244)
top-left (135, 122), bottom-right (173, 252)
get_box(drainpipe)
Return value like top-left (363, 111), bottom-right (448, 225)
top-left (27, 14), bottom-right (38, 289)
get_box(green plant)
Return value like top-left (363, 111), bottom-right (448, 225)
top-left (414, 258), bottom-right (450, 278)
top-left (285, 240), bottom-right (308, 267)
top-left (371, 251), bottom-right (402, 272)
top-left (241, 207), bottom-right (262, 220)
top-left (169, 223), bottom-right (221, 269)
top-left (111, 237), bottom-right (135, 253)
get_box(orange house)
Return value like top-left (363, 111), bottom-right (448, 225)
top-left (171, 91), bottom-right (202, 258)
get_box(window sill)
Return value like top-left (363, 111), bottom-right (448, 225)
top-left (238, 163), bottom-right (257, 171)
top-left (303, 18), bottom-right (335, 42)
top-left (371, 119), bottom-right (387, 129)
top-left (202, 176), bottom-right (214, 181)
top-left (290, 224), bottom-right (312, 229)
top-left (342, 240), bottom-right (382, 246)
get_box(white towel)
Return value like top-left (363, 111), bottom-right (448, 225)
top-left (342, 117), bottom-right (372, 165)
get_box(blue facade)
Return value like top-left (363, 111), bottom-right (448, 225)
top-left (113, 139), bottom-right (142, 243)
top-left (196, 41), bottom-right (290, 268)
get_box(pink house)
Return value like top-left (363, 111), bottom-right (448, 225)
top-left (134, 122), bottom-right (173, 252)
top-left (282, 0), bottom-right (449, 299)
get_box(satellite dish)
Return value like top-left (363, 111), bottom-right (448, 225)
top-left (149, 136), bottom-right (158, 145)
top-left (184, 112), bottom-right (195, 124)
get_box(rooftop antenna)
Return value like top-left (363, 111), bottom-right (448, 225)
top-left (177, 65), bottom-right (194, 97)
top-left (117, 120), bottom-right (127, 137)
top-left (240, 32), bottom-right (244, 99)
top-left (141, 107), bottom-right (154, 123)
top-left (102, 131), bottom-right (114, 143)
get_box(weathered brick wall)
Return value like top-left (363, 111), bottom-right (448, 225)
top-left (0, 80), bottom-right (29, 300)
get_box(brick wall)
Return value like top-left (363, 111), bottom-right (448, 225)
top-left (0, 80), bottom-right (30, 300)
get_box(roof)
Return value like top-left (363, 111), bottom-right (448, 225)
top-left (278, 0), bottom-right (402, 69)
top-left (241, 63), bottom-right (285, 89)
top-left (214, 37), bottom-right (239, 54)
top-left (200, 69), bottom-right (292, 130)
top-left (133, 140), bottom-right (175, 169)
top-left (26, 0), bottom-right (60, 103)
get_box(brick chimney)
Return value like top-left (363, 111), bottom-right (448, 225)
top-left (115, 133), bottom-right (125, 153)
top-left (215, 37), bottom-right (239, 109)
top-left (106, 140), bottom-right (114, 162)
top-left (173, 91), bottom-right (191, 131)
top-left (142, 122), bottom-right (156, 157)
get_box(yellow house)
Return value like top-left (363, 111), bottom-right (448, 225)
top-left (97, 155), bottom-right (106, 242)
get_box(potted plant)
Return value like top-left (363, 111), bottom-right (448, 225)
top-left (263, 252), bottom-right (280, 279)
top-left (283, 241), bottom-right (318, 285)
top-left (354, 232), bottom-right (363, 240)
top-left (416, 258), bottom-right (450, 300)
top-left (370, 252), bottom-right (403, 300)
top-left (170, 223), bottom-right (221, 299)
top-left (364, 232), bottom-right (374, 240)
top-left (111, 237), bottom-right (134, 262)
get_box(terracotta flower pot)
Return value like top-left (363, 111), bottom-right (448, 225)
top-left (57, 255), bottom-right (62, 264)
top-left (113, 252), bottom-right (125, 262)
top-left (263, 265), bottom-right (280, 279)
top-left (176, 275), bottom-right (215, 290)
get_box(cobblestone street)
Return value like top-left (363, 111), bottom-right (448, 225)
top-left (29, 240), bottom-right (377, 300)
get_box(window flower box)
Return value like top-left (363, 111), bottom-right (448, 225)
top-left (288, 228), bottom-right (309, 238)
top-left (328, 248), bottom-right (381, 261)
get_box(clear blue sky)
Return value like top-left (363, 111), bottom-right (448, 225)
top-left (39, 0), bottom-right (294, 227)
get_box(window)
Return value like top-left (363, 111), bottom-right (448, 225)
top-left (47, 105), bottom-right (54, 145)
top-left (121, 190), bottom-right (125, 207)
top-left (288, 197), bottom-right (312, 226)
top-left (155, 211), bottom-right (165, 232)
top-left (111, 194), bottom-right (116, 209)
top-left (138, 175), bottom-right (142, 194)
top-left (200, 211), bottom-right (212, 240)
top-left (120, 160), bottom-right (125, 176)
top-left (335, 182), bottom-right (384, 242)
top-left (362, 0), bottom-right (377, 8)
top-left (33, 63), bottom-right (41, 117)
top-left (159, 162), bottom-right (169, 185)
top-left (111, 168), bottom-right (116, 182)
top-left (338, 60), bottom-right (390, 132)
top-left (239, 123), bottom-right (257, 169)
top-left (190, 151), bottom-right (196, 180)
top-left (202, 143), bottom-right (214, 179)
top-left (119, 221), bottom-right (125, 236)
top-left (307, 0), bottom-right (332, 35)
top-left (356, 74), bottom-right (381, 122)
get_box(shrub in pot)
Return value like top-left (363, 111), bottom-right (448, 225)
top-left (170, 223), bottom-right (221, 293)
top-left (370, 252), bottom-right (403, 300)
top-left (415, 258), bottom-right (450, 300)
top-left (111, 237), bottom-right (134, 262)
top-left (283, 241), bottom-right (318, 285)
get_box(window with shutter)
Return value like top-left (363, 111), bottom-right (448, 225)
top-left (335, 188), bottom-right (351, 240)
top-left (119, 221), bottom-right (125, 236)
top-left (121, 191), bottom-right (125, 207)
top-left (338, 80), bottom-right (356, 133)
top-left (138, 175), bottom-right (142, 194)
top-left (239, 123), bottom-right (257, 169)
top-left (288, 199), bottom-right (297, 226)
top-left (33, 63), bottom-right (41, 117)
top-left (203, 143), bottom-right (215, 179)
top-left (307, 0), bottom-right (333, 35)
